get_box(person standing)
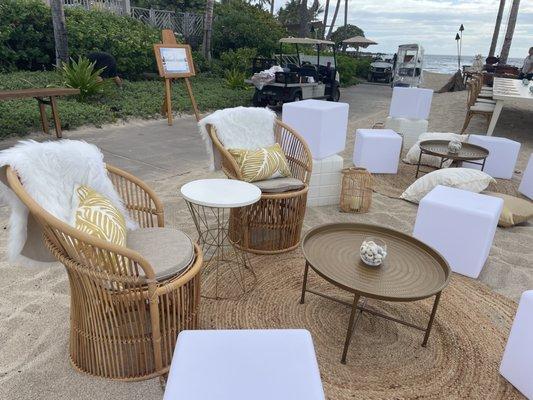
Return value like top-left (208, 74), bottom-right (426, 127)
top-left (519, 47), bottom-right (533, 80)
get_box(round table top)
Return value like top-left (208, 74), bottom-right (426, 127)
top-left (302, 223), bottom-right (450, 301)
top-left (180, 179), bottom-right (261, 208)
top-left (419, 140), bottom-right (489, 161)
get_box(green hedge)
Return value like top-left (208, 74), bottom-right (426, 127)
top-left (0, 0), bottom-right (160, 78)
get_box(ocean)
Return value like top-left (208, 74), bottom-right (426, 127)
top-left (423, 54), bottom-right (524, 74)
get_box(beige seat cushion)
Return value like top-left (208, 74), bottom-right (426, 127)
top-left (484, 192), bottom-right (533, 227)
top-left (252, 177), bottom-right (305, 193)
top-left (127, 227), bottom-right (195, 281)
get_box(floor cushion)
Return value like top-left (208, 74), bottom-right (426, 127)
top-left (127, 227), bottom-right (194, 281)
top-left (401, 168), bottom-right (495, 204)
top-left (252, 177), bottom-right (305, 193)
top-left (484, 192), bottom-right (533, 227)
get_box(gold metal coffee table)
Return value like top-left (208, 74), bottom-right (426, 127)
top-left (300, 223), bottom-right (450, 364)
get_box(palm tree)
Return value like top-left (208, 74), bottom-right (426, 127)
top-left (325, 0), bottom-right (341, 39)
top-left (499, 0), bottom-right (520, 64)
top-left (321, 0), bottom-right (330, 39)
top-left (298, 0), bottom-right (309, 37)
top-left (50, 0), bottom-right (69, 66)
top-left (202, 0), bottom-right (215, 62)
top-left (489, 0), bottom-right (506, 57)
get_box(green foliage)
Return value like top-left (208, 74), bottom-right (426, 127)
top-left (61, 57), bottom-right (106, 101)
top-left (192, 51), bottom-right (208, 73)
top-left (65, 8), bottom-right (160, 79)
top-left (330, 24), bottom-right (365, 49)
top-left (0, 70), bottom-right (251, 137)
top-left (224, 69), bottom-right (247, 90)
top-left (336, 54), bottom-right (358, 87)
top-left (354, 58), bottom-right (371, 79)
top-left (220, 48), bottom-right (257, 73)
top-left (277, 0), bottom-right (322, 35)
top-left (212, 0), bottom-right (286, 58)
top-left (0, 0), bottom-right (55, 72)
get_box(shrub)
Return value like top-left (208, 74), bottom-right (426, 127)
top-left (224, 69), bottom-right (247, 90)
top-left (219, 48), bottom-right (257, 73)
top-left (354, 58), bottom-right (372, 78)
top-left (192, 51), bottom-right (208, 73)
top-left (212, 0), bottom-right (286, 58)
top-left (336, 54), bottom-right (358, 86)
top-left (61, 57), bottom-right (106, 101)
top-left (0, 0), bottom-right (55, 72)
top-left (66, 8), bottom-right (160, 79)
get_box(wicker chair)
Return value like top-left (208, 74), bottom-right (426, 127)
top-left (207, 119), bottom-right (312, 254)
top-left (6, 164), bottom-right (202, 381)
top-left (461, 77), bottom-right (495, 134)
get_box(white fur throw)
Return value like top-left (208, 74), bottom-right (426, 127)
top-left (0, 140), bottom-right (136, 265)
top-left (198, 106), bottom-right (276, 170)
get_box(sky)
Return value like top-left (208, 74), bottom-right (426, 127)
top-left (274, 0), bottom-right (532, 58)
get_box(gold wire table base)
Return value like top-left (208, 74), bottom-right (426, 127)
top-left (186, 201), bottom-right (257, 300)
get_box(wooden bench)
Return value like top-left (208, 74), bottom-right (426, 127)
top-left (0, 88), bottom-right (80, 138)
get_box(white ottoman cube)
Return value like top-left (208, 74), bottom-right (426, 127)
top-left (353, 129), bottom-right (402, 174)
top-left (282, 99), bottom-right (349, 160)
top-left (385, 116), bottom-right (429, 150)
top-left (500, 291), bottom-right (533, 399)
top-left (463, 134), bottom-right (521, 179)
top-left (413, 185), bottom-right (503, 278)
top-left (163, 329), bottom-right (325, 400)
top-left (308, 154), bottom-right (343, 207)
top-left (389, 87), bottom-right (433, 120)
top-left (518, 153), bottom-right (533, 200)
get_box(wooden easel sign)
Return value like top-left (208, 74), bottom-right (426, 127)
top-left (153, 42), bottom-right (200, 124)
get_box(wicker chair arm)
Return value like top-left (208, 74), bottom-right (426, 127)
top-left (206, 124), bottom-right (243, 180)
top-left (274, 120), bottom-right (313, 184)
top-left (106, 164), bottom-right (164, 228)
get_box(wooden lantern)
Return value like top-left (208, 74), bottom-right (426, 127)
top-left (340, 167), bottom-right (373, 213)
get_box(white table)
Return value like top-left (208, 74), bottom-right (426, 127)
top-left (487, 78), bottom-right (533, 136)
top-left (163, 329), bottom-right (326, 400)
top-left (181, 179), bottom-right (261, 299)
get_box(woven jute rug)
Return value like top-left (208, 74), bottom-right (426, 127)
top-left (199, 251), bottom-right (524, 400)
top-left (373, 161), bottom-right (522, 199)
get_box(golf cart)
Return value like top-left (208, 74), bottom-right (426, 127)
top-left (392, 44), bottom-right (425, 87)
top-left (249, 37), bottom-right (341, 107)
top-left (368, 55), bottom-right (394, 83)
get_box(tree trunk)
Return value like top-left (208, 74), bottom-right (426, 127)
top-left (326, 0), bottom-right (341, 39)
top-left (202, 0), bottom-right (214, 62)
top-left (344, 0), bottom-right (347, 26)
top-left (270, 0), bottom-right (274, 15)
top-left (50, 0), bottom-right (69, 66)
top-left (499, 0), bottom-right (520, 64)
top-left (322, 0), bottom-right (330, 39)
top-left (489, 0), bottom-right (506, 57)
top-left (298, 0), bottom-right (309, 37)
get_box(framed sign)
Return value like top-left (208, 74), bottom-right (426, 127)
top-left (154, 44), bottom-right (195, 78)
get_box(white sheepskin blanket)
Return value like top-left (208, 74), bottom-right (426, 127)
top-left (198, 106), bottom-right (276, 170)
top-left (0, 140), bottom-right (135, 266)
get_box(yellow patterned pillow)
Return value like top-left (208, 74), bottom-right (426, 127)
top-left (228, 143), bottom-right (291, 182)
top-left (73, 185), bottom-right (126, 247)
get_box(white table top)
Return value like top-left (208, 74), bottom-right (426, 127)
top-left (163, 329), bottom-right (325, 400)
top-left (180, 179), bottom-right (261, 208)
top-left (493, 78), bottom-right (533, 102)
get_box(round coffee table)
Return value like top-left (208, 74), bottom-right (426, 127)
top-left (300, 223), bottom-right (450, 364)
top-left (416, 139), bottom-right (489, 178)
top-left (181, 179), bottom-right (261, 299)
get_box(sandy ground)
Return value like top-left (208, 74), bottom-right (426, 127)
top-left (0, 72), bottom-right (532, 399)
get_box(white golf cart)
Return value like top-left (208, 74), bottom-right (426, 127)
top-left (249, 37), bottom-right (341, 107)
top-left (392, 44), bottom-right (425, 87)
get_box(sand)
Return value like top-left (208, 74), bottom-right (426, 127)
top-left (0, 72), bottom-right (532, 399)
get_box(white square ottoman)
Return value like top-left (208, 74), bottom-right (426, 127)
top-left (463, 134), bottom-right (521, 179)
top-left (282, 99), bottom-right (349, 160)
top-left (163, 329), bottom-right (325, 400)
top-left (308, 154), bottom-right (343, 207)
top-left (389, 87), bottom-right (433, 120)
top-left (413, 185), bottom-right (503, 278)
top-left (353, 129), bottom-right (402, 174)
top-left (384, 116), bottom-right (429, 150)
top-left (500, 290), bottom-right (533, 399)
top-left (518, 153), bottom-right (533, 200)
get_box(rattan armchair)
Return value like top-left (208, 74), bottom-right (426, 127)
top-left (207, 119), bottom-right (312, 254)
top-left (6, 164), bottom-right (202, 381)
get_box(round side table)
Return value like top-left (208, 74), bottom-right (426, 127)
top-left (181, 179), bottom-right (261, 299)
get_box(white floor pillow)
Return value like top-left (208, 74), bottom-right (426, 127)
top-left (401, 168), bottom-right (495, 203)
top-left (404, 132), bottom-right (469, 168)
